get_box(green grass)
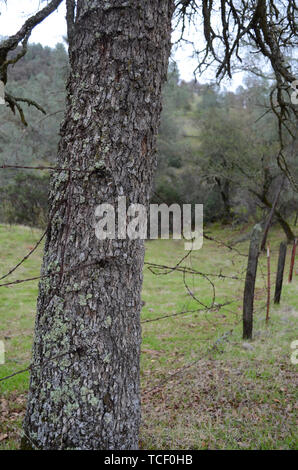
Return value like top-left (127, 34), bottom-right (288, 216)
top-left (0, 223), bottom-right (297, 449)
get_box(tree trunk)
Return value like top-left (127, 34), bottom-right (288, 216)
top-left (22, 0), bottom-right (173, 450)
top-left (260, 178), bottom-right (284, 251)
top-left (215, 177), bottom-right (232, 223)
top-left (243, 223), bottom-right (262, 339)
top-left (251, 189), bottom-right (295, 243)
top-left (274, 241), bottom-right (287, 304)
top-left (273, 208), bottom-right (295, 243)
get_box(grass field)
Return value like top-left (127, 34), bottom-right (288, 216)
top-left (0, 223), bottom-right (297, 449)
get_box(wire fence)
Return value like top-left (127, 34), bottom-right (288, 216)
top-left (0, 163), bottom-right (295, 400)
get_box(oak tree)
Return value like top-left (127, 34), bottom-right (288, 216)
top-left (0, 0), bottom-right (296, 450)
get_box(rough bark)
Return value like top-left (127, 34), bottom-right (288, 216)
top-left (274, 241), bottom-right (287, 304)
top-left (243, 223), bottom-right (262, 339)
top-left (288, 238), bottom-right (297, 283)
top-left (22, 0), bottom-right (174, 450)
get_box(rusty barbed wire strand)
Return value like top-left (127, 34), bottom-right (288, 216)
top-left (141, 300), bottom-right (234, 324)
top-left (0, 346), bottom-right (83, 383)
top-left (0, 164), bottom-right (100, 173)
top-left (0, 261), bottom-right (104, 288)
top-left (0, 164), bottom-right (106, 283)
top-left (0, 300), bottom-right (235, 383)
top-left (0, 228), bottom-right (273, 389)
top-left (203, 232), bottom-right (248, 257)
top-left (142, 325), bottom-right (239, 396)
top-left (143, 299), bottom-right (268, 396)
top-left (0, 166), bottom-right (248, 284)
top-left (144, 261), bottom-right (245, 280)
top-left (0, 229), bottom-right (48, 282)
top-left (0, 164), bottom-right (268, 397)
top-left (0, 254), bottom-right (246, 289)
top-left (182, 266), bottom-right (216, 309)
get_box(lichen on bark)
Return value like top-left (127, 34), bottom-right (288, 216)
top-left (22, 0), bottom-right (174, 450)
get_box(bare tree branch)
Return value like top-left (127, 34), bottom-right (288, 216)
top-left (0, 0), bottom-right (64, 124)
top-left (175, 0), bottom-right (298, 190)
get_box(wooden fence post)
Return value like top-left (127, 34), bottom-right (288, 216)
top-left (243, 223), bottom-right (262, 339)
top-left (274, 241), bottom-right (287, 304)
top-left (266, 243), bottom-right (270, 323)
top-left (288, 238), bottom-right (297, 283)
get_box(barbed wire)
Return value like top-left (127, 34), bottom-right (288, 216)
top-left (0, 260), bottom-right (104, 289)
top-left (0, 164), bottom-right (289, 410)
top-left (0, 229), bottom-right (48, 282)
top-left (0, 346), bottom-right (84, 384)
top-left (0, 233), bottom-right (287, 405)
top-left (0, 164), bottom-right (102, 173)
top-left (0, 230), bottom-right (239, 385)
top-left (144, 261), bottom-right (244, 281)
top-left (143, 300), bottom-right (268, 396)
top-left (203, 232), bottom-right (248, 257)
top-left (141, 300), bottom-right (234, 324)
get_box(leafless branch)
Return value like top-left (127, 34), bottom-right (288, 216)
top-left (0, 0), bottom-right (64, 124)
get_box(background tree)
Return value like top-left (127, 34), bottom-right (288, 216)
top-left (175, 0), bottom-right (298, 190)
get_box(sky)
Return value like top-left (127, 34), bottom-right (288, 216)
top-left (0, 0), bottom-right (67, 48)
top-left (0, 0), bottom-right (244, 89)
